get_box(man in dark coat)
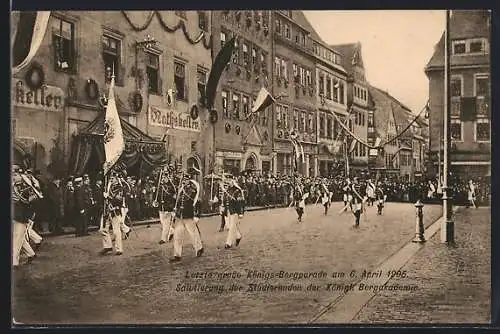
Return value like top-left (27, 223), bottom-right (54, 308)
top-left (46, 177), bottom-right (65, 235)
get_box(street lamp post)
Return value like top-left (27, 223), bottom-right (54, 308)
top-left (441, 10), bottom-right (454, 244)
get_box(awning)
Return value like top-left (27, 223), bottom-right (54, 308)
top-left (69, 113), bottom-right (167, 176)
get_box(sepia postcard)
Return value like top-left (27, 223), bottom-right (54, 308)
top-left (11, 9), bottom-right (491, 325)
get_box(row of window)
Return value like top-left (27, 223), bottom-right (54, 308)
top-left (450, 74), bottom-right (490, 97)
top-left (275, 16), bottom-right (308, 49)
top-left (221, 31), bottom-right (268, 70)
top-left (274, 56), bottom-right (312, 86)
top-left (318, 71), bottom-right (345, 104)
top-left (351, 142), bottom-right (367, 158)
top-left (53, 17), bottom-right (209, 103)
top-left (313, 42), bottom-right (342, 66)
top-left (221, 11), bottom-right (271, 30)
top-left (318, 113), bottom-right (342, 140)
top-left (173, 11), bottom-right (209, 31)
top-left (452, 38), bottom-right (489, 55)
top-left (450, 119), bottom-right (490, 142)
top-left (275, 104), bottom-right (315, 134)
top-left (353, 85), bottom-right (368, 102)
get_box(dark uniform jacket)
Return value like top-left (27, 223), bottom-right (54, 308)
top-left (174, 181), bottom-right (201, 219)
top-left (159, 181), bottom-right (176, 212)
top-left (223, 186), bottom-right (245, 216)
top-left (46, 182), bottom-right (64, 219)
top-left (13, 201), bottom-right (35, 223)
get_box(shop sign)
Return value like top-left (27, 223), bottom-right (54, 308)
top-left (12, 79), bottom-right (65, 112)
top-left (149, 105), bottom-right (200, 132)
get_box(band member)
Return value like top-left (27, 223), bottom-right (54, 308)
top-left (223, 179), bottom-right (245, 249)
top-left (350, 177), bottom-right (364, 227)
top-left (342, 178), bottom-right (351, 208)
top-left (12, 166), bottom-right (41, 266)
top-left (467, 180), bottom-right (477, 209)
top-left (170, 168), bottom-right (204, 263)
top-left (293, 180), bottom-right (308, 223)
top-left (117, 171), bottom-right (132, 239)
top-left (158, 167), bottom-right (177, 244)
top-left (321, 189), bottom-right (330, 215)
top-left (375, 182), bottom-right (385, 215)
top-left (216, 180), bottom-right (228, 232)
top-left (366, 179), bottom-right (376, 206)
top-left (100, 171), bottom-right (126, 256)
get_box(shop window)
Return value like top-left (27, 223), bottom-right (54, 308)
top-left (52, 17), bottom-right (75, 72)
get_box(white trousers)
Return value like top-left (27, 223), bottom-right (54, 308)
top-left (102, 214), bottom-right (123, 253)
top-left (225, 214), bottom-right (242, 247)
top-left (27, 220), bottom-right (42, 244)
top-left (159, 211), bottom-right (174, 242)
top-left (173, 218), bottom-right (203, 257)
top-left (12, 221), bottom-right (28, 266)
top-left (120, 207), bottom-right (130, 234)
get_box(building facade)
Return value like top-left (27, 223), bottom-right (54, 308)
top-left (12, 10), bottom-right (212, 179)
top-left (312, 41), bottom-right (348, 177)
top-left (425, 10), bottom-right (491, 179)
top-left (272, 10), bottom-right (318, 177)
top-left (210, 10), bottom-right (273, 175)
top-left (332, 43), bottom-right (371, 175)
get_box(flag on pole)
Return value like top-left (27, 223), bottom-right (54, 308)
top-left (205, 37), bottom-right (236, 109)
top-left (12, 11), bottom-right (51, 74)
top-left (251, 86), bottom-right (276, 114)
top-left (103, 74), bottom-right (125, 175)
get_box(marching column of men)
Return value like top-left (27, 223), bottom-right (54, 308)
top-left (12, 165), bottom-right (44, 267)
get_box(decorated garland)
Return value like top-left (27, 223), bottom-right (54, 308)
top-left (121, 11), bottom-right (212, 50)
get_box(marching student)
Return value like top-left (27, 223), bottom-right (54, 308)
top-left (467, 179), bottom-right (477, 209)
top-left (366, 179), bottom-right (376, 206)
top-left (223, 178), bottom-right (245, 249)
top-left (350, 177), bottom-right (364, 228)
top-left (100, 171), bottom-right (126, 256)
top-left (169, 168), bottom-right (204, 263)
top-left (375, 182), bottom-right (386, 215)
top-left (157, 166), bottom-right (177, 244)
top-left (321, 189), bottom-right (330, 215)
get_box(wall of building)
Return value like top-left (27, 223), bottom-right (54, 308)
top-left (211, 10), bottom-right (274, 174)
top-left (13, 10), bottom-right (213, 178)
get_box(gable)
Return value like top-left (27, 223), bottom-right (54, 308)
top-left (244, 125), bottom-right (263, 146)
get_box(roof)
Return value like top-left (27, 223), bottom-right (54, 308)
top-left (330, 42), bottom-right (364, 73)
top-left (78, 112), bottom-right (163, 144)
top-left (425, 10), bottom-right (490, 70)
top-left (291, 11), bottom-right (323, 42)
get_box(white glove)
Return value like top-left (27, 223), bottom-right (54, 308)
top-left (193, 217), bottom-right (200, 223)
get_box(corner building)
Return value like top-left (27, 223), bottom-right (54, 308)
top-left (425, 10), bottom-right (491, 179)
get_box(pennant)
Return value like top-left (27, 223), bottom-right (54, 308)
top-left (251, 86), bottom-right (275, 114)
top-left (12, 11), bottom-right (51, 74)
top-left (205, 37), bottom-right (236, 109)
top-left (103, 75), bottom-right (125, 175)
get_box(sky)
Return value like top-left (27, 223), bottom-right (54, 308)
top-left (304, 10), bottom-right (445, 114)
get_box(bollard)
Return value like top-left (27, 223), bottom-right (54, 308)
top-left (412, 200), bottom-right (426, 243)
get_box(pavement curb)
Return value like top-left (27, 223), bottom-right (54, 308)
top-left (309, 206), bottom-right (461, 324)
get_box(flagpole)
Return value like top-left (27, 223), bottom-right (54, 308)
top-left (441, 10), bottom-right (454, 244)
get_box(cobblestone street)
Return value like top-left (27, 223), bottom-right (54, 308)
top-left (352, 207), bottom-right (491, 324)
top-left (13, 202), bottom-right (446, 324)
